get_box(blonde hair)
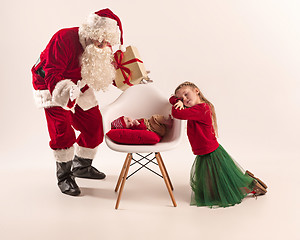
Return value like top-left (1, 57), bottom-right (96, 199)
top-left (175, 81), bottom-right (219, 137)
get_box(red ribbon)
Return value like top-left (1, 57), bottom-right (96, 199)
top-left (113, 50), bottom-right (143, 86)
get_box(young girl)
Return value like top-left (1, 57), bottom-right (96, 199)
top-left (169, 81), bottom-right (267, 208)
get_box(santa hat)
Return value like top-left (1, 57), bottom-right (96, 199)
top-left (111, 116), bottom-right (126, 129)
top-left (80, 8), bottom-right (126, 52)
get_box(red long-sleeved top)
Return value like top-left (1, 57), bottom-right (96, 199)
top-left (169, 96), bottom-right (219, 155)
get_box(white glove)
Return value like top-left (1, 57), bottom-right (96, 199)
top-left (69, 80), bottom-right (81, 101)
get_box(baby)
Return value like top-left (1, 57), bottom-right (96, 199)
top-left (111, 114), bottom-right (173, 137)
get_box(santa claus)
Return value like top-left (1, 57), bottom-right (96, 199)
top-left (31, 9), bottom-right (125, 196)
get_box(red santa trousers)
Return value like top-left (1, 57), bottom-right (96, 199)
top-left (44, 105), bottom-right (103, 152)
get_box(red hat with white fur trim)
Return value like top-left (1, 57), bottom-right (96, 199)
top-left (79, 8), bottom-right (126, 52)
top-left (111, 116), bottom-right (126, 129)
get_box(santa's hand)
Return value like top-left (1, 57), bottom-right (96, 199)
top-left (69, 80), bottom-right (81, 101)
top-left (140, 72), bottom-right (153, 84)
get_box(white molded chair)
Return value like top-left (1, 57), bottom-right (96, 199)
top-left (101, 83), bottom-right (183, 209)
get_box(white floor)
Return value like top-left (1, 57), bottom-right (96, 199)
top-left (1, 136), bottom-right (298, 240)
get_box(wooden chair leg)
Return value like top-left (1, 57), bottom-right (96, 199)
top-left (115, 153), bottom-right (132, 209)
top-left (115, 153), bottom-right (131, 192)
top-left (155, 152), bottom-right (177, 207)
top-left (156, 152), bottom-right (174, 191)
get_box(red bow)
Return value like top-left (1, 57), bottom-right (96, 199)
top-left (113, 50), bottom-right (143, 86)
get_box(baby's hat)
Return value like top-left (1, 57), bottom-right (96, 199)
top-left (111, 116), bottom-right (126, 129)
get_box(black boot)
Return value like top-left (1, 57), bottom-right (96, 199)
top-left (56, 161), bottom-right (81, 196)
top-left (72, 156), bottom-right (106, 179)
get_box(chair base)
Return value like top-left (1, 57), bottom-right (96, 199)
top-left (114, 152), bottom-right (177, 209)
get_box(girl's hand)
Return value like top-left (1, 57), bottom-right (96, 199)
top-left (174, 100), bottom-right (184, 110)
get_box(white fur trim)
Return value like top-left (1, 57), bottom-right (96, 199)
top-left (52, 80), bottom-right (76, 108)
top-left (33, 82), bottom-right (97, 111)
top-left (33, 89), bottom-right (57, 108)
top-left (53, 146), bottom-right (74, 162)
top-left (87, 14), bottom-right (117, 30)
top-left (76, 86), bottom-right (98, 111)
top-left (75, 144), bottom-right (98, 159)
top-left (79, 14), bottom-right (120, 46)
top-left (33, 89), bottom-right (72, 110)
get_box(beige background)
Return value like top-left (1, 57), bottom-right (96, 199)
top-left (0, 0), bottom-right (299, 239)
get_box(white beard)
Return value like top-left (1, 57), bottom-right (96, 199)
top-left (80, 44), bottom-right (116, 91)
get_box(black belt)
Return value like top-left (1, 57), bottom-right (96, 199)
top-left (36, 67), bottom-right (45, 78)
top-left (34, 57), bottom-right (45, 78)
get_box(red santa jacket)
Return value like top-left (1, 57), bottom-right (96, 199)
top-left (169, 96), bottom-right (219, 155)
top-left (31, 27), bottom-right (97, 110)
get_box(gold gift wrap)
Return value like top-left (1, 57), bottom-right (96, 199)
top-left (113, 46), bottom-right (148, 91)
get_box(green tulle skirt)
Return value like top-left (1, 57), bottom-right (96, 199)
top-left (190, 145), bottom-right (255, 208)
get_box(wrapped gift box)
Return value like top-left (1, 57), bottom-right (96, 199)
top-left (113, 46), bottom-right (148, 91)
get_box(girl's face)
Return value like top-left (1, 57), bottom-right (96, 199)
top-left (175, 86), bottom-right (202, 107)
